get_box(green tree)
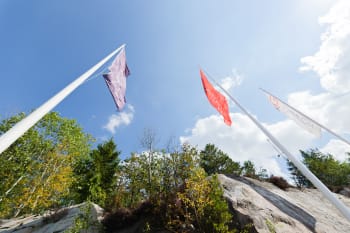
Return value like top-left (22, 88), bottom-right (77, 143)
top-left (200, 144), bottom-right (242, 176)
top-left (173, 168), bottom-right (234, 232)
top-left (139, 128), bottom-right (159, 198)
top-left (242, 160), bottom-right (256, 178)
top-left (72, 139), bottom-right (121, 207)
top-left (0, 112), bottom-right (92, 217)
top-left (287, 149), bottom-right (350, 190)
top-left (301, 149), bottom-right (350, 190)
top-left (117, 153), bottom-right (149, 207)
top-left (286, 159), bottom-right (311, 188)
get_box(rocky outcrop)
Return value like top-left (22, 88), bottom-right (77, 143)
top-left (219, 174), bottom-right (350, 233)
top-left (0, 203), bottom-right (103, 233)
top-left (1, 176), bottom-right (350, 233)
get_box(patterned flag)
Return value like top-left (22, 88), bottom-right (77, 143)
top-left (268, 94), bottom-right (321, 137)
top-left (200, 69), bottom-right (232, 126)
top-left (103, 47), bottom-right (130, 111)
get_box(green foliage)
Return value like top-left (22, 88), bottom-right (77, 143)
top-left (113, 143), bottom-right (199, 209)
top-left (0, 112), bottom-right (92, 218)
top-left (171, 169), bottom-right (234, 232)
top-left (204, 175), bottom-right (235, 233)
top-left (116, 152), bottom-right (152, 208)
top-left (265, 219), bottom-right (276, 233)
top-left (1, 112), bottom-right (259, 231)
top-left (104, 143), bottom-right (237, 232)
top-left (286, 159), bottom-right (312, 188)
top-left (242, 160), bottom-right (256, 178)
top-left (72, 139), bottom-right (121, 208)
top-left (65, 202), bottom-right (102, 233)
top-left (288, 149), bottom-right (350, 190)
top-left (200, 144), bottom-right (242, 176)
top-left (301, 149), bottom-right (350, 190)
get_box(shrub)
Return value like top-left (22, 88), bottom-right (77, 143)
top-left (268, 176), bottom-right (289, 190)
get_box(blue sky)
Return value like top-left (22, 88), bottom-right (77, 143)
top-left (1, 0), bottom-right (350, 177)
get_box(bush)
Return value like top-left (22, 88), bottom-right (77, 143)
top-left (268, 176), bottom-right (290, 190)
top-left (102, 201), bottom-right (154, 232)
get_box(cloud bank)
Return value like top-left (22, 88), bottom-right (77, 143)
top-left (300, 0), bottom-right (350, 94)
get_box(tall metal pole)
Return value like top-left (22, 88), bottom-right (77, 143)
top-left (204, 71), bottom-right (350, 221)
top-left (0, 44), bottom-right (125, 155)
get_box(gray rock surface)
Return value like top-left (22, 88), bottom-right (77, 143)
top-left (219, 174), bottom-right (350, 233)
top-left (2, 176), bottom-right (350, 233)
top-left (0, 203), bottom-right (103, 233)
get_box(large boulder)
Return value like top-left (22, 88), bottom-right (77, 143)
top-left (218, 174), bottom-right (350, 233)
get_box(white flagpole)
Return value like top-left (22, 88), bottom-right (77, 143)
top-left (260, 88), bottom-right (350, 146)
top-left (203, 71), bottom-right (350, 221)
top-left (0, 44), bottom-right (126, 155)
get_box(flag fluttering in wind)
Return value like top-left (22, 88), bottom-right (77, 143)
top-left (200, 69), bottom-right (232, 126)
top-left (103, 47), bottom-right (130, 111)
top-left (266, 92), bottom-right (321, 137)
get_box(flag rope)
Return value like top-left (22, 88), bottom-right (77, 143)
top-left (83, 54), bottom-right (119, 84)
top-left (84, 67), bottom-right (108, 83)
top-left (201, 69), bottom-right (350, 221)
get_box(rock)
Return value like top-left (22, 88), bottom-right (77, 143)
top-left (2, 177), bottom-right (350, 233)
top-left (0, 203), bottom-right (103, 233)
top-left (218, 174), bottom-right (350, 233)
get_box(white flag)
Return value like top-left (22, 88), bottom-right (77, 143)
top-left (268, 94), bottom-right (321, 137)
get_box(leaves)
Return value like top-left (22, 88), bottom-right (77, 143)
top-left (288, 149), bottom-right (350, 190)
top-left (71, 139), bottom-right (121, 208)
top-left (200, 144), bottom-right (242, 176)
top-left (0, 112), bottom-right (92, 218)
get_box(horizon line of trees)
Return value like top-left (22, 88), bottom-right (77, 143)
top-left (1, 111), bottom-right (349, 231)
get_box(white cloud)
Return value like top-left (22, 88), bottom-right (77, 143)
top-left (103, 105), bottom-right (135, 134)
top-left (300, 0), bottom-right (350, 94)
top-left (320, 139), bottom-right (350, 161)
top-left (180, 113), bottom-right (315, 179)
top-left (287, 91), bottom-right (350, 134)
top-left (219, 69), bottom-right (243, 92)
top-left (292, 0), bottom-right (350, 161)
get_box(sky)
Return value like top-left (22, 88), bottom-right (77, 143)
top-left (1, 0), bottom-right (350, 179)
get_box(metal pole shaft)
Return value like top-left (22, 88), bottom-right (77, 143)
top-left (0, 44), bottom-right (125, 154)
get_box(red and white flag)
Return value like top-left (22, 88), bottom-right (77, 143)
top-left (200, 69), bottom-right (232, 126)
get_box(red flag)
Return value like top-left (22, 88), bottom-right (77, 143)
top-left (200, 69), bottom-right (232, 126)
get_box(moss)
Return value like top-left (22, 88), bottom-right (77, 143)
top-left (265, 219), bottom-right (276, 233)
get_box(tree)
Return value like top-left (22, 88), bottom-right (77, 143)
top-left (72, 139), bottom-right (121, 207)
top-left (287, 149), bottom-right (350, 190)
top-left (301, 149), bottom-right (350, 190)
top-left (173, 168), bottom-right (234, 232)
top-left (242, 160), bottom-right (256, 178)
top-left (139, 128), bottom-right (159, 198)
top-left (0, 112), bottom-right (92, 217)
top-left (200, 144), bottom-right (242, 176)
top-left (286, 159), bottom-right (311, 188)
top-left (117, 153), bottom-right (149, 208)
